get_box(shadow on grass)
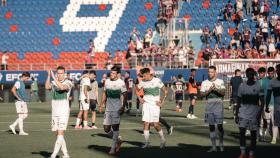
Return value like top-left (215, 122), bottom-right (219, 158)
top-left (88, 143), bottom-right (280, 158)
top-left (31, 151), bottom-right (52, 158)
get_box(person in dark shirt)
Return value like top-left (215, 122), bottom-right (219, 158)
top-left (266, 64), bottom-right (280, 144)
top-left (124, 71), bottom-right (134, 114)
top-left (173, 74), bottom-right (185, 112)
top-left (230, 69), bottom-right (243, 116)
top-left (236, 68), bottom-right (264, 158)
top-left (187, 69), bottom-right (198, 119)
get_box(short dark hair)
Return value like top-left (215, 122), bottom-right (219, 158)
top-left (22, 72), bottom-right (30, 77)
top-left (246, 68), bottom-right (256, 77)
top-left (111, 66), bottom-right (121, 74)
top-left (178, 74), bottom-right (183, 79)
top-left (140, 68), bottom-right (150, 75)
top-left (126, 71), bottom-right (130, 75)
top-left (89, 70), bottom-right (96, 75)
top-left (57, 66), bottom-right (65, 72)
top-left (82, 70), bottom-right (89, 75)
top-left (235, 69), bottom-right (241, 75)
top-left (191, 68), bottom-right (196, 72)
top-left (267, 67), bottom-right (275, 73)
top-left (258, 67), bottom-right (266, 73)
top-left (209, 66), bottom-right (216, 71)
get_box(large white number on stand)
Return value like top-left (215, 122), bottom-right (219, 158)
top-left (60, 0), bottom-right (129, 52)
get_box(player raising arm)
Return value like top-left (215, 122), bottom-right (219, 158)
top-left (45, 66), bottom-right (73, 158)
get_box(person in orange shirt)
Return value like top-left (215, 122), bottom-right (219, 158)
top-left (187, 69), bottom-right (199, 119)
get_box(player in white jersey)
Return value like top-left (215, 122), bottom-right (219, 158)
top-left (45, 66), bottom-right (73, 158)
top-left (101, 66), bottom-right (127, 155)
top-left (9, 72), bottom-right (30, 135)
top-left (137, 68), bottom-right (168, 149)
top-left (200, 66), bottom-right (226, 152)
top-left (75, 70), bottom-right (92, 129)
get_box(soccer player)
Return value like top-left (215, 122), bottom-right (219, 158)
top-left (236, 68), bottom-right (264, 158)
top-left (100, 66), bottom-right (127, 155)
top-left (200, 66), bottom-right (226, 152)
top-left (9, 72), bottom-right (30, 135)
top-left (88, 70), bottom-right (98, 129)
top-left (173, 74), bottom-right (185, 112)
top-left (124, 71), bottom-right (134, 114)
top-left (187, 68), bottom-right (198, 119)
top-left (266, 64), bottom-right (280, 144)
top-left (137, 68), bottom-right (168, 148)
top-left (45, 66), bottom-right (73, 158)
top-left (75, 70), bottom-right (92, 129)
top-left (135, 73), bottom-right (144, 117)
top-left (259, 67), bottom-right (275, 141)
top-left (229, 69), bottom-right (243, 115)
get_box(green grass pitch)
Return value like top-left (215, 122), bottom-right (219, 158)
top-left (0, 100), bottom-right (279, 158)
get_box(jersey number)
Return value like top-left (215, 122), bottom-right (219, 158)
top-left (60, 0), bottom-right (128, 51)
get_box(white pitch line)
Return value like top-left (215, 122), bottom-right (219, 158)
top-left (0, 123), bottom-right (235, 132)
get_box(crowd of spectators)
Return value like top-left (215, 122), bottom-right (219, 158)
top-left (199, 0), bottom-right (280, 67)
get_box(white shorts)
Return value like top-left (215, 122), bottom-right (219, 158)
top-left (51, 116), bottom-right (69, 131)
top-left (15, 101), bottom-right (28, 114)
top-left (142, 103), bottom-right (160, 123)
top-left (103, 111), bottom-right (120, 125)
top-left (79, 100), bottom-right (89, 111)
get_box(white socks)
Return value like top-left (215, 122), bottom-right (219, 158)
top-left (11, 118), bottom-right (19, 128)
top-left (272, 126), bottom-right (279, 141)
top-left (83, 121), bottom-right (88, 127)
top-left (52, 135), bottom-right (63, 157)
top-left (52, 135), bottom-right (68, 157)
top-left (144, 130), bottom-right (150, 144)
top-left (18, 118), bottom-right (24, 133)
top-left (158, 130), bottom-right (165, 141)
top-left (210, 132), bottom-right (217, 149)
top-left (76, 118), bottom-right (81, 126)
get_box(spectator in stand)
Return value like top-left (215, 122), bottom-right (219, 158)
top-left (178, 47), bottom-right (186, 68)
top-left (246, 0), bottom-right (252, 15)
top-left (261, 18), bottom-right (269, 42)
top-left (88, 39), bottom-right (95, 57)
top-left (236, 0), bottom-right (243, 12)
top-left (259, 40), bottom-right (267, 57)
top-left (257, 14), bottom-right (264, 28)
top-left (130, 27), bottom-right (140, 43)
top-left (270, 12), bottom-right (278, 33)
top-left (156, 15), bottom-right (167, 37)
top-left (238, 47), bottom-right (247, 58)
top-left (252, 0), bottom-right (260, 19)
top-left (275, 50), bottom-right (280, 59)
top-left (144, 28), bottom-right (153, 49)
top-left (268, 37), bottom-right (276, 58)
top-left (235, 9), bottom-right (244, 29)
top-left (243, 27), bottom-right (251, 47)
top-left (202, 26), bottom-right (210, 45)
top-left (230, 29), bottom-right (242, 48)
top-left (262, 0), bottom-right (270, 18)
top-left (275, 19), bottom-right (280, 42)
top-left (253, 28), bottom-right (263, 50)
top-left (202, 44), bottom-right (212, 67)
top-left (214, 21), bottom-right (224, 44)
top-left (1, 51), bottom-right (9, 70)
top-left (224, 0), bottom-right (233, 22)
top-left (2, 0), bottom-right (6, 6)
